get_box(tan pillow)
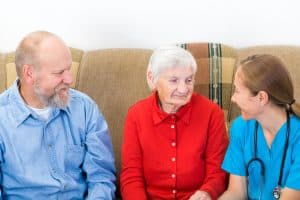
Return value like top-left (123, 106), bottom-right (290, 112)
top-left (0, 53), bottom-right (6, 93)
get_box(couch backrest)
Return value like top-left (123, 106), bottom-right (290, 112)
top-left (76, 49), bottom-right (152, 196)
top-left (75, 44), bottom-right (237, 197)
top-left (180, 43), bottom-right (237, 121)
top-left (3, 44), bottom-right (300, 198)
top-left (0, 45), bottom-right (238, 198)
top-left (0, 53), bottom-right (5, 92)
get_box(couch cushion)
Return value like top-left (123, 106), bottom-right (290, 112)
top-left (4, 47), bottom-right (83, 89)
top-left (5, 52), bottom-right (16, 89)
top-left (228, 45), bottom-right (300, 123)
top-left (69, 47), bottom-right (84, 88)
top-left (179, 43), bottom-right (237, 121)
top-left (76, 48), bottom-right (152, 197)
top-left (0, 53), bottom-right (6, 93)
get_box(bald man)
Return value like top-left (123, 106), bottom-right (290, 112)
top-left (0, 31), bottom-right (116, 199)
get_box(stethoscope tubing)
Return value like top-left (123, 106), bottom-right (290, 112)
top-left (246, 111), bottom-right (290, 199)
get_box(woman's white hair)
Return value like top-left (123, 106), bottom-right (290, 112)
top-left (146, 46), bottom-right (197, 90)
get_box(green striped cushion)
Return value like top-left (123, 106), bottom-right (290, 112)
top-left (179, 43), bottom-right (237, 120)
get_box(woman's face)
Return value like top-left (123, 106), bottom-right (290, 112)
top-left (231, 68), bottom-right (261, 120)
top-left (155, 66), bottom-right (194, 113)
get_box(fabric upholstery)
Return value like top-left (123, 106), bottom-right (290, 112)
top-left (179, 43), bottom-right (237, 121)
top-left (5, 52), bottom-right (15, 88)
top-left (2, 44), bottom-right (300, 199)
top-left (76, 48), bottom-right (152, 197)
top-left (70, 47), bottom-right (84, 88)
top-left (0, 53), bottom-right (6, 93)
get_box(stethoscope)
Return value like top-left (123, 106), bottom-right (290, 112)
top-left (246, 111), bottom-right (290, 199)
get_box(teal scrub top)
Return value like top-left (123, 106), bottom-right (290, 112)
top-left (222, 115), bottom-right (300, 199)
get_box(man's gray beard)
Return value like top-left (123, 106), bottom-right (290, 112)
top-left (33, 84), bottom-right (70, 109)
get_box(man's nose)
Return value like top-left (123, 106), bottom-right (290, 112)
top-left (63, 70), bottom-right (73, 85)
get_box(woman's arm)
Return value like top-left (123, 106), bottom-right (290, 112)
top-left (218, 174), bottom-right (247, 200)
top-left (120, 110), bottom-right (147, 200)
top-left (199, 108), bottom-right (229, 199)
top-left (280, 187), bottom-right (300, 200)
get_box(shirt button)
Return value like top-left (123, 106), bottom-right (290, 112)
top-left (171, 125), bottom-right (175, 129)
top-left (171, 142), bottom-right (176, 147)
top-left (171, 157), bottom-right (176, 162)
top-left (171, 174), bottom-right (176, 178)
top-left (172, 189), bottom-right (177, 194)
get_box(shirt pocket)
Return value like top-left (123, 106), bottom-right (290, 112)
top-left (65, 144), bottom-right (85, 178)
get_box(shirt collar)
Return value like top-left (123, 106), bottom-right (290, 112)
top-left (152, 92), bottom-right (193, 125)
top-left (9, 80), bottom-right (68, 126)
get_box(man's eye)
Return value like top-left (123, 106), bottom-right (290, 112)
top-left (53, 71), bottom-right (64, 75)
top-left (169, 79), bottom-right (177, 83)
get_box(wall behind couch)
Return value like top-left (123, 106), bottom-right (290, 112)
top-left (0, 0), bottom-right (299, 52)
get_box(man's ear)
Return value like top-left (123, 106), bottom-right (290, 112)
top-left (257, 90), bottom-right (269, 106)
top-left (146, 71), bottom-right (156, 90)
top-left (22, 64), bottom-right (35, 84)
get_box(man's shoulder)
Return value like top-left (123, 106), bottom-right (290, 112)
top-left (69, 89), bottom-right (95, 105)
top-left (0, 87), bottom-right (14, 107)
top-left (67, 89), bottom-right (102, 116)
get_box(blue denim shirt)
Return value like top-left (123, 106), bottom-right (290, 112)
top-left (0, 81), bottom-right (116, 199)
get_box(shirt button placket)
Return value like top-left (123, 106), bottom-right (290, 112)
top-left (45, 126), bottom-right (59, 179)
top-left (170, 119), bottom-right (177, 198)
top-left (172, 189), bottom-right (177, 198)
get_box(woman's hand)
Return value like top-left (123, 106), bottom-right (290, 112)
top-left (189, 190), bottom-right (212, 200)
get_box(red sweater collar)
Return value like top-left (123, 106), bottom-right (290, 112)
top-left (151, 92), bottom-right (193, 125)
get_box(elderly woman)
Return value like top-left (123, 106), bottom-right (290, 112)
top-left (120, 46), bottom-right (228, 200)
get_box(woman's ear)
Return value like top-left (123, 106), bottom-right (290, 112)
top-left (146, 71), bottom-right (156, 90)
top-left (257, 91), bottom-right (269, 106)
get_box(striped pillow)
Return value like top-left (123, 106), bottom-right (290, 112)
top-left (179, 43), bottom-right (237, 121)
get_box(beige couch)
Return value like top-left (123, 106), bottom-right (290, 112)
top-left (1, 43), bottom-right (300, 198)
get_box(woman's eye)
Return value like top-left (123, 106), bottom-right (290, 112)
top-left (186, 79), bottom-right (193, 84)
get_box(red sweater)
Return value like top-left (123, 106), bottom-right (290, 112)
top-left (121, 93), bottom-right (228, 200)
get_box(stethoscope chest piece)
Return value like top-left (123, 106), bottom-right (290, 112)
top-left (273, 186), bottom-right (281, 199)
